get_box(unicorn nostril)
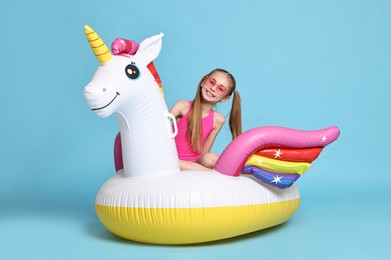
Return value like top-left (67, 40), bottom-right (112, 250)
top-left (103, 88), bottom-right (107, 92)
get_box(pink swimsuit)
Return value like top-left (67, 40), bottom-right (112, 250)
top-left (175, 101), bottom-right (214, 162)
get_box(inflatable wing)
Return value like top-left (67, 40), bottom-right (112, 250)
top-left (214, 126), bottom-right (340, 188)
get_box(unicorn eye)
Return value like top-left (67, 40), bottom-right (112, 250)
top-left (125, 64), bottom-right (140, 80)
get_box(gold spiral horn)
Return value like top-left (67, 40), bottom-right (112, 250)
top-left (84, 25), bottom-right (112, 64)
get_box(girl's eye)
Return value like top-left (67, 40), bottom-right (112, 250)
top-left (125, 64), bottom-right (140, 80)
top-left (208, 79), bottom-right (216, 85)
top-left (218, 86), bottom-right (226, 93)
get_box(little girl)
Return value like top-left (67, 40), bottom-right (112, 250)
top-left (170, 68), bottom-right (242, 171)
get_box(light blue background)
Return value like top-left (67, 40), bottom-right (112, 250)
top-left (1, 0), bottom-right (390, 259)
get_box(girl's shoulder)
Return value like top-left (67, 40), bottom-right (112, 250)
top-left (213, 111), bottom-right (225, 127)
top-left (171, 100), bottom-right (190, 117)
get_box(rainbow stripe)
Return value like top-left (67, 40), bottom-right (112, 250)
top-left (147, 62), bottom-right (164, 96)
top-left (242, 148), bottom-right (319, 188)
top-left (242, 166), bottom-right (300, 189)
top-left (255, 147), bottom-right (323, 162)
top-left (246, 154), bottom-right (311, 175)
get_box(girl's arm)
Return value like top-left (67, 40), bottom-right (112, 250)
top-left (202, 112), bottom-right (225, 154)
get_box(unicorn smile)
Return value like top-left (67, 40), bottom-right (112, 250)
top-left (92, 92), bottom-right (120, 111)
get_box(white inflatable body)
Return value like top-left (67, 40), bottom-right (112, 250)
top-left (83, 25), bottom-right (339, 244)
top-left (96, 171), bottom-right (300, 244)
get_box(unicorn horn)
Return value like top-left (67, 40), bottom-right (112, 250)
top-left (84, 25), bottom-right (112, 64)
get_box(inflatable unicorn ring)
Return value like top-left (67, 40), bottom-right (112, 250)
top-left (83, 25), bottom-right (340, 244)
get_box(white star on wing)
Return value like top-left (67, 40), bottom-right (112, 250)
top-left (274, 149), bottom-right (282, 158)
top-left (321, 135), bottom-right (328, 143)
top-left (271, 175), bottom-right (282, 184)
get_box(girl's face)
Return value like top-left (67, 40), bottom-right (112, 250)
top-left (201, 72), bottom-right (231, 103)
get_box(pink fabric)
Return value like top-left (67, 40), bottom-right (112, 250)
top-left (175, 102), bottom-right (214, 162)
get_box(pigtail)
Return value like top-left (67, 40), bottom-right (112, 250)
top-left (229, 90), bottom-right (242, 139)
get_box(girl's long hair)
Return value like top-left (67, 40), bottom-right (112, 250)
top-left (186, 68), bottom-right (242, 152)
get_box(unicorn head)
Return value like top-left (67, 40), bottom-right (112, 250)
top-left (83, 25), bottom-right (179, 178)
top-left (83, 25), bottom-right (164, 119)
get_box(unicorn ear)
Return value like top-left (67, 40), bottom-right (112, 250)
top-left (136, 33), bottom-right (164, 64)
